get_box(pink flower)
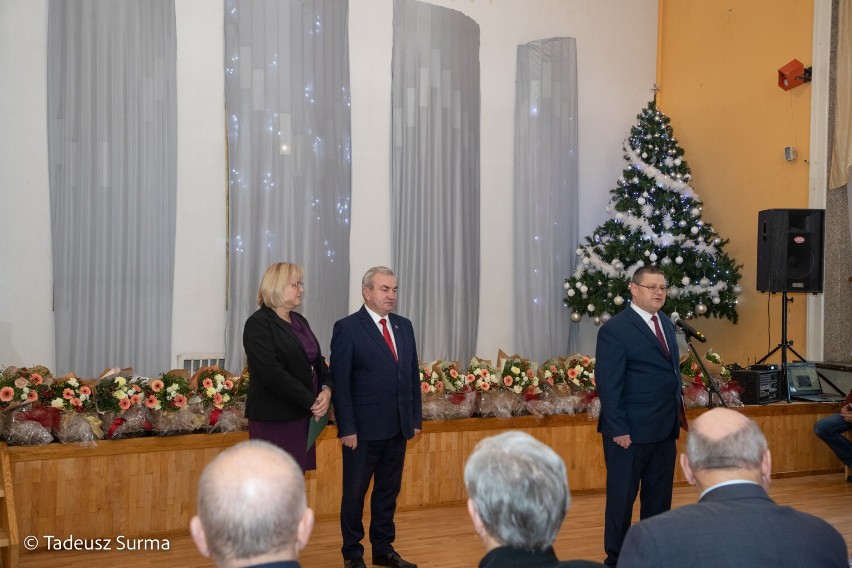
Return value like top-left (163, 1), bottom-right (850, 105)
top-left (466, 373), bottom-right (476, 384)
top-left (567, 368), bottom-right (578, 379)
top-left (63, 388), bottom-right (75, 400)
top-left (546, 377), bottom-right (554, 386)
top-left (581, 356), bottom-right (591, 366)
top-left (480, 382), bottom-right (490, 391)
top-left (503, 376), bottom-right (513, 386)
top-left (421, 382), bottom-right (430, 393)
top-left (549, 365), bottom-right (558, 373)
top-left (223, 379), bottom-right (234, 390)
top-left (202, 378), bottom-right (213, 389)
top-left (150, 379), bottom-right (164, 393)
top-left (525, 369), bottom-right (534, 377)
top-left (449, 369), bottom-right (459, 378)
top-left (0, 387), bottom-right (15, 402)
top-left (435, 382), bottom-right (444, 391)
top-left (79, 386), bottom-right (92, 396)
top-left (145, 395), bottom-right (158, 408)
top-left (173, 394), bottom-right (188, 408)
top-left (31, 373), bottom-right (43, 385)
top-left (71, 397), bottom-right (82, 407)
top-left (119, 398), bottom-right (132, 410)
top-left (26, 390), bottom-right (39, 402)
top-left (213, 393), bottom-right (223, 405)
top-left (132, 384), bottom-right (142, 392)
top-left (130, 394), bottom-right (141, 405)
top-left (14, 378), bottom-right (28, 388)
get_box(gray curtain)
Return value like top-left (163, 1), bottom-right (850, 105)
top-left (47, 0), bottom-right (177, 377)
top-left (390, 0), bottom-right (480, 363)
top-left (224, 0), bottom-right (351, 371)
top-left (513, 38), bottom-right (578, 362)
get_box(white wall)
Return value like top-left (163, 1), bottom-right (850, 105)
top-left (0, 0), bottom-right (658, 374)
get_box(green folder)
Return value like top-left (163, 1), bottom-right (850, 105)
top-left (307, 410), bottom-right (330, 450)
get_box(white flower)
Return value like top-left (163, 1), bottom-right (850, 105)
top-left (513, 385), bottom-right (522, 394)
top-left (51, 398), bottom-right (65, 409)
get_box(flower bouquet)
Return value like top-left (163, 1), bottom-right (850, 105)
top-left (2, 366), bottom-right (54, 445)
top-left (419, 361), bottom-right (451, 421)
top-left (435, 361), bottom-right (476, 419)
top-left (464, 357), bottom-right (504, 417)
top-left (563, 354), bottom-right (599, 419)
top-left (146, 370), bottom-right (204, 435)
top-left (44, 375), bottom-right (104, 445)
top-left (478, 351), bottom-right (534, 418)
top-left (680, 350), bottom-right (744, 408)
top-left (192, 366), bottom-right (245, 432)
top-left (95, 368), bottom-right (153, 439)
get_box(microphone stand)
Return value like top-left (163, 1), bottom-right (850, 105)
top-left (683, 334), bottom-right (728, 409)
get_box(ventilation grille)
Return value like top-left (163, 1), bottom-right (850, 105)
top-left (176, 353), bottom-right (225, 376)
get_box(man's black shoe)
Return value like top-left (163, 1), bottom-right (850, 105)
top-left (344, 558), bottom-right (367, 568)
top-left (373, 551), bottom-right (417, 568)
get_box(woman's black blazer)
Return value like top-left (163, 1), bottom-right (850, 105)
top-left (242, 305), bottom-right (331, 422)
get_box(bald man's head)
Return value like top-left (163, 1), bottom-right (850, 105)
top-left (686, 408), bottom-right (767, 472)
top-left (191, 441), bottom-right (311, 566)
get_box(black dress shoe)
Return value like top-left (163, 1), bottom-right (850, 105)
top-left (373, 551), bottom-right (417, 568)
top-left (344, 558), bottom-right (367, 568)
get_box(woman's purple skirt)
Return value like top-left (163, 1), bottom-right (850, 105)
top-left (249, 417), bottom-right (316, 472)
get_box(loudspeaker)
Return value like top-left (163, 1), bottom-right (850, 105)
top-left (756, 209), bottom-right (825, 293)
top-left (732, 368), bottom-right (781, 405)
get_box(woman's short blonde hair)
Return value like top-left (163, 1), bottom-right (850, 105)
top-left (257, 262), bottom-right (304, 308)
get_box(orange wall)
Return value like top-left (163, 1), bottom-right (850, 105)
top-left (657, 0), bottom-right (814, 365)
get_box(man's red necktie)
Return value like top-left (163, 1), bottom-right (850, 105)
top-left (651, 315), bottom-right (670, 356)
top-left (380, 318), bottom-right (397, 362)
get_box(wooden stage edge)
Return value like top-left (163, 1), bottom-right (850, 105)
top-left (3, 401), bottom-right (846, 557)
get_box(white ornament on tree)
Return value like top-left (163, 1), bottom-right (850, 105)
top-left (695, 303), bottom-right (707, 315)
top-left (614, 295), bottom-right (624, 306)
top-left (571, 312), bottom-right (582, 322)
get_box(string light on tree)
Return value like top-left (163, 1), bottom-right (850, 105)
top-left (563, 97), bottom-right (743, 323)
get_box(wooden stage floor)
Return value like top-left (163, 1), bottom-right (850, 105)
top-left (15, 472), bottom-right (852, 568)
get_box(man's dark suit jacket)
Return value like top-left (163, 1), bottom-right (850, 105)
top-left (478, 546), bottom-right (605, 568)
top-left (618, 483), bottom-right (849, 568)
top-left (330, 305), bottom-right (422, 441)
top-left (595, 306), bottom-right (681, 443)
top-left (243, 305), bottom-right (331, 421)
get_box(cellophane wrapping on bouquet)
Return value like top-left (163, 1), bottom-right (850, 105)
top-left (7, 406), bottom-right (56, 445)
top-left (475, 390), bottom-right (525, 418)
top-left (191, 366), bottom-right (245, 433)
top-left (581, 392), bottom-right (601, 420)
top-left (56, 411), bottom-right (103, 446)
top-left (150, 406), bottom-right (205, 435)
top-left (422, 391), bottom-right (476, 420)
top-left (547, 383), bottom-right (582, 415)
top-left (101, 406), bottom-right (154, 439)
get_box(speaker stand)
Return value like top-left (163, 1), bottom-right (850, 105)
top-left (755, 292), bottom-right (806, 403)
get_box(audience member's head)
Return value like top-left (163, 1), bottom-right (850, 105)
top-left (681, 407), bottom-right (771, 491)
top-left (464, 431), bottom-right (570, 552)
top-left (190, 440), bottom-right (314, 568)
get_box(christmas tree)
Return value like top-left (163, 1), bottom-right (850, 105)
top-left (564, 98), bottom-right (743, 325)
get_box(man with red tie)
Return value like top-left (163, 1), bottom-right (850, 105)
top-left (331, 266), bottom-right (422, 568)
top-left (595, 265), bottom-right (686, 567)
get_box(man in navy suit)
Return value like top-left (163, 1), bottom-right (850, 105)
top-left (595, 265), bottom-right (685, 567)
top-left (331, 266), bottom-right (422, 568)
top-left (619, 408), bottom-right (848, 568)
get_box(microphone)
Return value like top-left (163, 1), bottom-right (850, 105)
top-left (670, 314), bottom-right (707, 343)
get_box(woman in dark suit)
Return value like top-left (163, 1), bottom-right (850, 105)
top-left (243, 262), bottom-right (332, 472)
